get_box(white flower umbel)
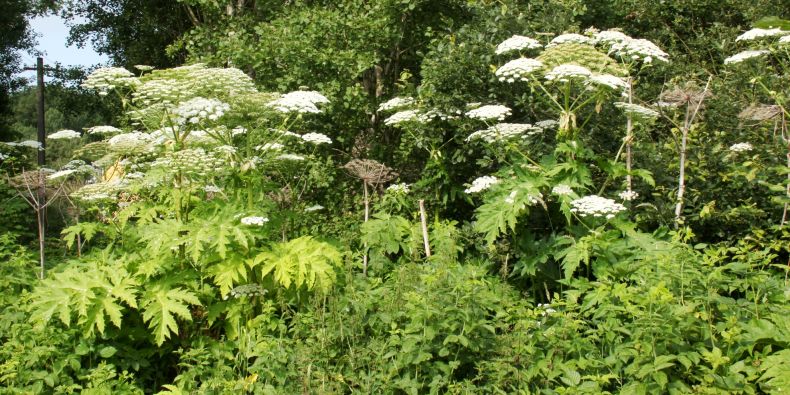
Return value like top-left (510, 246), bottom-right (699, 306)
top-left (466, 123), bottom-right (540, 142)
top-left (203, 185), bottom-right (222, 193)
top-left (387, 183), bottom-right (410, 193)
top-left (82, 67), bottom-right (140, 95)
top-left (276, 154), bottom-right (305, 161)
top-left (589, 74), bottom-right (628, 90)
top-left (736, 28), bottom-right (789, 41)
top-left (240, 216), bottom-right (269, 226)
top-left (495, 35), bottom-right (542, 55)
top-left (724, 50), bottom-right (769, 65)
top-left (256, 142), bottom-right (284, 151)
top-left (464, 175), bottom-right (499, 194)
top-left (134, 65), bottom-right (154, 71)
top-left (536, 120), bottom-right (559, 129)
top-left (173, 97), bottom-right (230, 124)
top-left (495, 58), bottom-right (544, 82)
top-left (231, 126), bottom-right (247, 136)
top-left (547, 33), bottom-right (594, 47)
top-left (305, 204), bottom-right (324, 212)
top-left (87, 125), bottom-right (122, 135)
top-left (570, 195), bottom-right (626, 219)
top-left (618, 190), bottom-right (639, 201)
top-left (48, 129), bottom-right (81, 140)
top-left (108, 132), bottom-right (152, 153)
top-left (133, 78), bottom-right (190, 106)
top-left (378, 97), bottom-right (415, 112)
top-left (729, 142), bottom-right (753, 152)
top-left (551, 184), bottom-right (573, 196)
top-left (11, 140), bottom-right (44, 150)
top-left (301, 132), bottom-right (332, 145)
top-left (544, 64), bottom-right (592, 83)
top-left (614, 102), bottom-right (659, 121)
top-left (594, 30), bottom-right (632, 45)
top-left (48, 169), bottom-right (78, 180)
top-left (780, 35), bottom-right (790, 44)
top-left (465, 105), bottom-right (512, 121)
top-left (609, 38), bottom-right (669, 63)
top-left (214, 145), bottom-right (237, 155)
top-left (384, 109), bottom-right (420, 126)
top-left (267, 90), bottom-right (329, 114)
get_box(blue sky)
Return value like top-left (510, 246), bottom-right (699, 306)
top-left (19, 14), bottom-right (109, 79)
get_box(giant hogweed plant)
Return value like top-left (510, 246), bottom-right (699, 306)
top-left (722, 20), bottom-right (790, 226)
top-left (28, 64), bottom-right (344, 347)
top-left (384, 31), bottom-right (669, 290)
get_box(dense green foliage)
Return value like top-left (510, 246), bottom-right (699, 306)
top-left (0, 1), bottom-right (789, 394)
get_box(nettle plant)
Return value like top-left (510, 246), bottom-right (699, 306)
top-left (383, 30), bottom-right (670, 290)
top-left (29, 64), bottom-right (343, 346)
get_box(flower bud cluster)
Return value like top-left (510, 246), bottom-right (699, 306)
top-left (378, 97), bottom-right (415, 112)
top-left (544, 64), bottom-right (592, 83)
top-left (87, 125), bottom-right (122, 135)
top-left (49, 129), bottom-right (81, 140)
top-left (108, 132), bottom-right (153, 153)
top-left (466, 123), bottom-right (542, 142)
top-left (267, 91), bottom-right (329, 114)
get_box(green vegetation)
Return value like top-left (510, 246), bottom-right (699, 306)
top-left (0, 1), bottom-right (789, 393)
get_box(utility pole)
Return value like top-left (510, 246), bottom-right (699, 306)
top-left (23, 56), bottom-right (46, 166)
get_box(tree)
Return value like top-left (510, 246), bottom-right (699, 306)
top-left (0, 0), bottom-right (37, 141)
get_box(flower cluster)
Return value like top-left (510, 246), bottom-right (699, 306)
top-left (82, 67), bottom-right (140, 95)
top-left (608, 38), bottom-right (669, 63)
top-left (277, 154), bottom-right (305, 161)
top-left (387, 183), bottom-right (410, 194)
top-left (133, 79), bottom-right (189, 106)
top-left (570, 195), bottom-right (626, 218)
top-left (108, 132), bottom-right (153, 153)
top-left (134, 65), bottom-right (154, 72)
top-left (384, 109), bottom-right (420, 126)
top-left (618, 190), bottom-right (639, 201)
top-left (495, 58), bottom-right (544, 82)
top-left (464, 176), bottom-right (499, 193)
top-left (4, 140), bottom-right (43, 150)
top-left (87, 125), bottom-right (122, 135)
top-left (378, 97), bottom-right (415, 112)
top-left (48, 129), bottom-right (81, 140)
top-left (466, 105), bottom-right (512, 121)
top-left (466, 123), bottom-right (541, 142)
top-left (593, 30), bottom-right (631, 45)
top-left (229, 284), bottom-right (266, 299)
top-left (551, 184), bottom-right (573, 196)
top-left (547, 33), bottom-right (594, 47)
top-left (614, 102), bottom-right (659, 121)
top-left (305, 204), bottom-right (324, 212)
top-left (188, 67), bottom-right (257, 95)
top-left (736, 28), bottom-right (789, 41)
top-left (240, 216), bottom-right (269, 226)
top-left (256, 142), bottom-right (284, 151)
top-left (173, 97), bottom-right (230, 124)
top-left (589, 74), bottom-right (628, 90)
top-left (724, 50), bottom-right (769, 65)
top-left (203, 185), bottom-right (222, 193)
top-left (48, 169), bottom-right (78, 180)
top-left (153, 148), bottom-right (224, 177)
top-left (72, 181), bottom-right (126, 202)
top-left (267, 91), bottom-right (329, 114)
top-left (495, 35), bottom-right (542, 55)
top-left (544, 64), bottom-right (592, 83)
top-left (301, 132), bottom-right (332, 145)
top-left (729, 142), bottom-right (753, 152)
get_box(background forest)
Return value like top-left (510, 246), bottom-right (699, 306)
top-left (1, 0), bottom-right (790, 393)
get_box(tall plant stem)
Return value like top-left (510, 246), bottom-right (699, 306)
top-left (674, 77), bottom-right (712, 228)
top-left (363, 181), bottom-right (370, 275)
top-left (782, 111), bottom-right (789, 226)
top-left (625, 78), bottom-right (634, 194)
top-left (419, 200), bottom-right (431, 258)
